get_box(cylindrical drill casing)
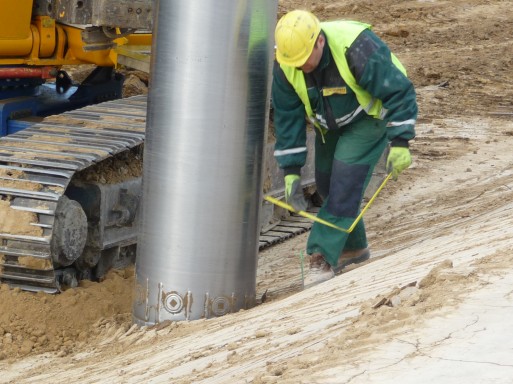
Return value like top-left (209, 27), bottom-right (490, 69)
top-left (133, 0), bottom-right (277, 324)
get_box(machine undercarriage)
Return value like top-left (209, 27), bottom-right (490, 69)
top-left (0, 96), bottom-right (146, 292)
top-left (0, 0), bottom-right (154, 292)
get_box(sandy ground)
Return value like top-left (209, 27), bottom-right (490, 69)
top-left (1, 0), bottom-right (513, 382)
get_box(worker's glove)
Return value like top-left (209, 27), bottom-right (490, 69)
top-left (284, 174), bottom-right (307, 212)
top-left (386, 147), bottom-right (412, 180)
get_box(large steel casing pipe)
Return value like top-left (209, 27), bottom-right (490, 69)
top-left (133, 0), bottom-right (277, 324)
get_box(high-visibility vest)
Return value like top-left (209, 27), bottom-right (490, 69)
top-left (280, 20), bottom-right (407, 128)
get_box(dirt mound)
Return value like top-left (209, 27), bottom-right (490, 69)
top-left (122, 72), bottom-right (149, 98)
top-left (0, 268), bottom-right (133, 360)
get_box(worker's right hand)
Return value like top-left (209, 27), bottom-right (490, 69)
top-left (386, 147), bottom-right (412, 180)
top-left (284, 174), bottom-right (307, 212)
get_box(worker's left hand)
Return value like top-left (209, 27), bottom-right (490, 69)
top-left (386, 147), bottom-right (412, 180)
top-left (284, 174), bottom-right (308, 212)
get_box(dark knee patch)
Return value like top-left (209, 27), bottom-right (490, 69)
top-left (326, 161), bottom-right (369, 217)
top-left (315, 170), bottom-right (331, 199)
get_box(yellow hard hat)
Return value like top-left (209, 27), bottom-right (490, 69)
top-left (275, 10), bottom-right (321, 67)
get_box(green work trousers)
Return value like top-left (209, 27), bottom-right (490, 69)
top-left (306, 115), bottom-right (388, 266)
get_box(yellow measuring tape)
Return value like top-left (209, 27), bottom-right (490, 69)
top-left (264, 173), bottom-right (392, 234)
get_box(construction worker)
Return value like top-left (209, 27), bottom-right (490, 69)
top-left (272, 10), bottom-right (417, 288)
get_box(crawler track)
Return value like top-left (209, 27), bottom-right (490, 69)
top-left (258, 212), bottom-right (316, 250)
top-left (0, 96), bottom-right (147, 292)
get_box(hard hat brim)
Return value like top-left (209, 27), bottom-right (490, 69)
top-left (275, 49), bottom-right (311, 68)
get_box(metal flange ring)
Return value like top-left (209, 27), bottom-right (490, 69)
top-left (211, 296), bottom-right (230, 316)
top-left (163, 292), bottom-right (184, 314)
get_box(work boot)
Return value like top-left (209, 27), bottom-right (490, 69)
top-left (303, 253), bottom-right (335, 289)
top-left (333, 248), bottom-right (370, 274)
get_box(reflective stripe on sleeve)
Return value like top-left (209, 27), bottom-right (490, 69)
top-left (274, 147), bottom-right (307, 156)
top-left (387, 119), bottom-right (416, 127)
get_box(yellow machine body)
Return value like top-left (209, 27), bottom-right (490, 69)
top-left (0, 0), bottom-right (152, 67)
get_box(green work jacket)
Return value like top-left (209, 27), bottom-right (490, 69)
top-left (272, 20), bottom-right (417, 171)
